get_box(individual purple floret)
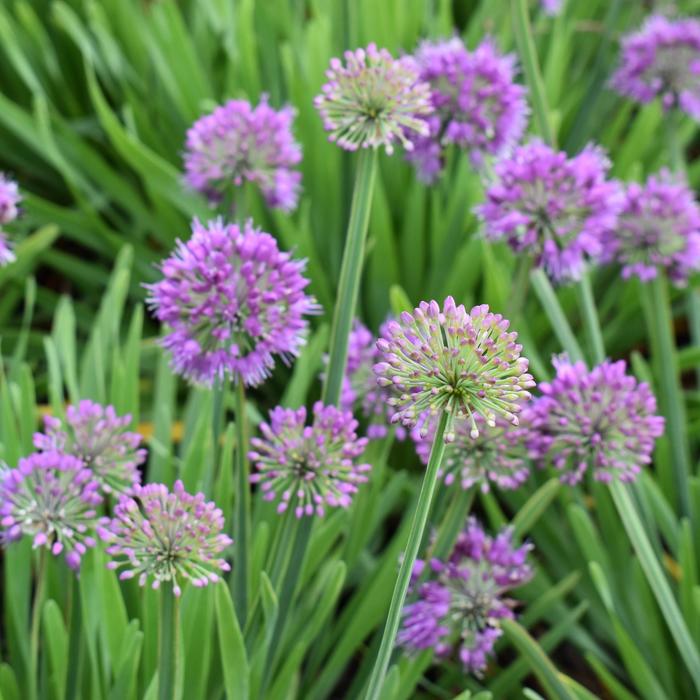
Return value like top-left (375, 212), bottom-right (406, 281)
top-left (398, 518), bottom-right (532, 676)
top-left (524, 357), bottom-right (665, 485)
top-left (374, 297), bottom-right (534, 439)
top-left (99, 480), bottom-right (232, 597)
top-left (0, 452), bottom-right (101, 570)
top-left (600, 171), bottom-right (700, 286)
top-left (34, 400), bottom-right (146, 496)
top-left (314, 43), bottom-right (433, 154)
top-left (611, 15), bottom-right (700, 120)
top-left (411, 412), bottom-right (530, 492)
top-left (407, 37), bottom-right (528, 181)
top-left (146, 218), bottom-right (319, 387)
top-left (477, 140), bottom-right (622, 283)
top-left (184, 96), bottom-right (302, 212)
top-left (249, 401), bottom-right (371, 518)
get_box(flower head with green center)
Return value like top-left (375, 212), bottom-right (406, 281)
top-left (374, 297), bottom-right (534, 440)
top-left (314, 43), bottom-right (434, 154)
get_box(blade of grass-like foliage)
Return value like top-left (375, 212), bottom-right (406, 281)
top-left (109, 621), bottom-right (143, 700)
top-left (512, 478), bottom-right (561, 540)
top-left (215, 584), bottom-right (249, 700)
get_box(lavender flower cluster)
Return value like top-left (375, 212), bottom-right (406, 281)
top-left (0, 173), bottom-right (20, 266)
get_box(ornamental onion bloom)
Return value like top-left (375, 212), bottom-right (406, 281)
top-left (314, 43), bottom-right (433, 154)
top-left (477, 140), bottom-right (623, 282)
top-left (541, 0), bottom-right (563, 16)
top-left (0, 452), bottom-right (101, 570)
top-left (524, 357), bottom-right (664, 485)
top-left (0, 173), bottom-right (21, 266)
top-left (374, 297), bottom-right (534, 440)
top-left (411, 412), bottom-right (530, 492)
top-left (184, 97), bottom-right (302, 212)
top-left (249, 401), bottom-right (371, 517)
top-left (33, 400), bottom-right (146, 496)
top-left (407, 37), bottom-right (527, 181)
top-left (146, 218), bottom-right (319, 387)
top-left (611, 15), bottom-right (700, 120)
top-left (600, 171), bottom-right (700, 286)
top-left (398, 518), bottom-right (532, 675)
top-left (99, 480), bottom-right (232, 597)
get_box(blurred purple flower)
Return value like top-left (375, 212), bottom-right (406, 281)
top-left (0, 452), bottom-right (101, 570)
top-left (99, 480), bottom-right (232, 597)
top-left (184, 96), bottom-right (302, 212)
top-left (0, 173), bottom-right (21, 267)
top-left (524, 357), bottom-right (664, 485)
top-left (314, 43), bottom-right (433, 153)
top-left (249, 401), bottom-right (370, 517)
top-left (146, 218), bottom-right (319, 387)
top-left (398, 518), bottom-right (532, 675)
top-left (477, 140), bottom-right (623, 283)
top-left (541, 0), bottom-right (563, 16)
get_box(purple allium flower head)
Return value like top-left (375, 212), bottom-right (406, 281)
top-left (541, 0), bottom-right (563, 16)
top-left (0, 173), bottom-right (20, 225)
top-left (374, 297), bottom-right (535, 440)
top-left (600, 171), bottom-right (700, 286)
top-left (33, 400), bottom-right (146, 496)
top-left (524, 357), bottom-right (664, 485)
top-left (184, 96), bottom-right (302, 212)
top-left (249, 401), bottom-right (371, 518)
top-left (411, 412), bottom-right (530, 492)
top-left (398, 518), bottom-right (532, 675)
top-left (611, 15), bottom-right (700, 120)
top-left (314, 43), bottom-right (433, 154)
top-left (477, 140), bottom-right (623, 283)
top-left (0, 452), bottom-right (101, 570)
top-left (146, 218), bottom-right (319, 387)
top-left (99, 480), bottom-right (232, 597)
top-left (407, 37), bottom-right (528, 181)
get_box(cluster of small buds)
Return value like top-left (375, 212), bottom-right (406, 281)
top-left (99, 480), bottom-right (232, 597)
top-left (184, 96), bottom-right (302, 212)
top-left (146, 218), bottom-right (319, 387)
top-left (407, 37), bottom-right (527, 181)
top-left (314, 43), bottom-right (433, 154)
top-left (249, 401), bottom-right (371, 518)
top-left (374, 297), bottom-right (534, 440)
top-left (398, 518), bottom-right (532, 675)
top-left (0, 173), bottom-right (21, 266)
top-left (34, 400), bottom-right (146, 496)
top-left (600, 171), bottom-right (700, 286)
top-left (524, 357), bottom-right (665, 485)
top-left (477, 140), bottom-right (623, 283)
top-left (0, 452), bottom-right (102, 570)
top-left (611, 15), bottom-right (700, 120)
top-left (411, 412), bottom-right (530, 492)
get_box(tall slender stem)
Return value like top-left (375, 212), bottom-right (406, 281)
top-left (233, 380), bottom-right (250, 624)
top-left (158, 586), bottom-right (180, 700)
top-left (576, 271), bottom-right (605, 365)
top-left (364, 411), bottom-right (449, 700)
top-left (322, 148), bottom-right (378, 406)
top-left (29, 549), bottom-right (47, 700)
top-left (65, 576), bottom-right (83, 699)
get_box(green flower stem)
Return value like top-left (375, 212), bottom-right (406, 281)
top-left (65, 576), bottom-right (83, 699)
top-left (610, 480), bottom-right (700, 694)
top-left (233, 380), bottom-right (250, 624)
top-left (322, 148), bottom-right (378, 406)
top-left (364, 411), bottom-right (449, 700)
top-left (29, 549), bottom-right (47, 700)
top-left (512, 0), bottom-right (555, 146)
top-left (530, 269), bottom-right (584, 363)
top-left (158, 585), bottom-right (180, 700)
top-left (576, 271), bottom-right (606, 365)
top-left (642, 276), bottom-right (691, 516)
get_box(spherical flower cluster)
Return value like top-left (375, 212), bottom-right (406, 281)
top-left (33, 400), bottom-right (146, 496)
top-left (407, 37), bottom-right (527, 181)
top-left (611, 15), bottom-right (700, 120)
top-left (374, 297), bottom-right (534, 440)
top-left (398, 518), bottom-right (532, 675)
top-left (477, 141), bottom-right (622, 283)
top-left (0, 452), bottom-right (102, 570)
top-left (249, 401), bottom-right (371, 517)
top-left (411, 412), bottom-right (530, 492)
top-left (99, 480), bottom-right (232, 597)
top-left (0, 173), bottom-right (21, 267)
top-left (314, 43), bottom-right (433, 154)
top-left (600, 171), bottom-right (700, 286)
top-left (524, 357), bottom-right (664, 485)
top-left (184, 97), bottom-right (302, 212)
top-left (146, 218), bottom-right (319, 387)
